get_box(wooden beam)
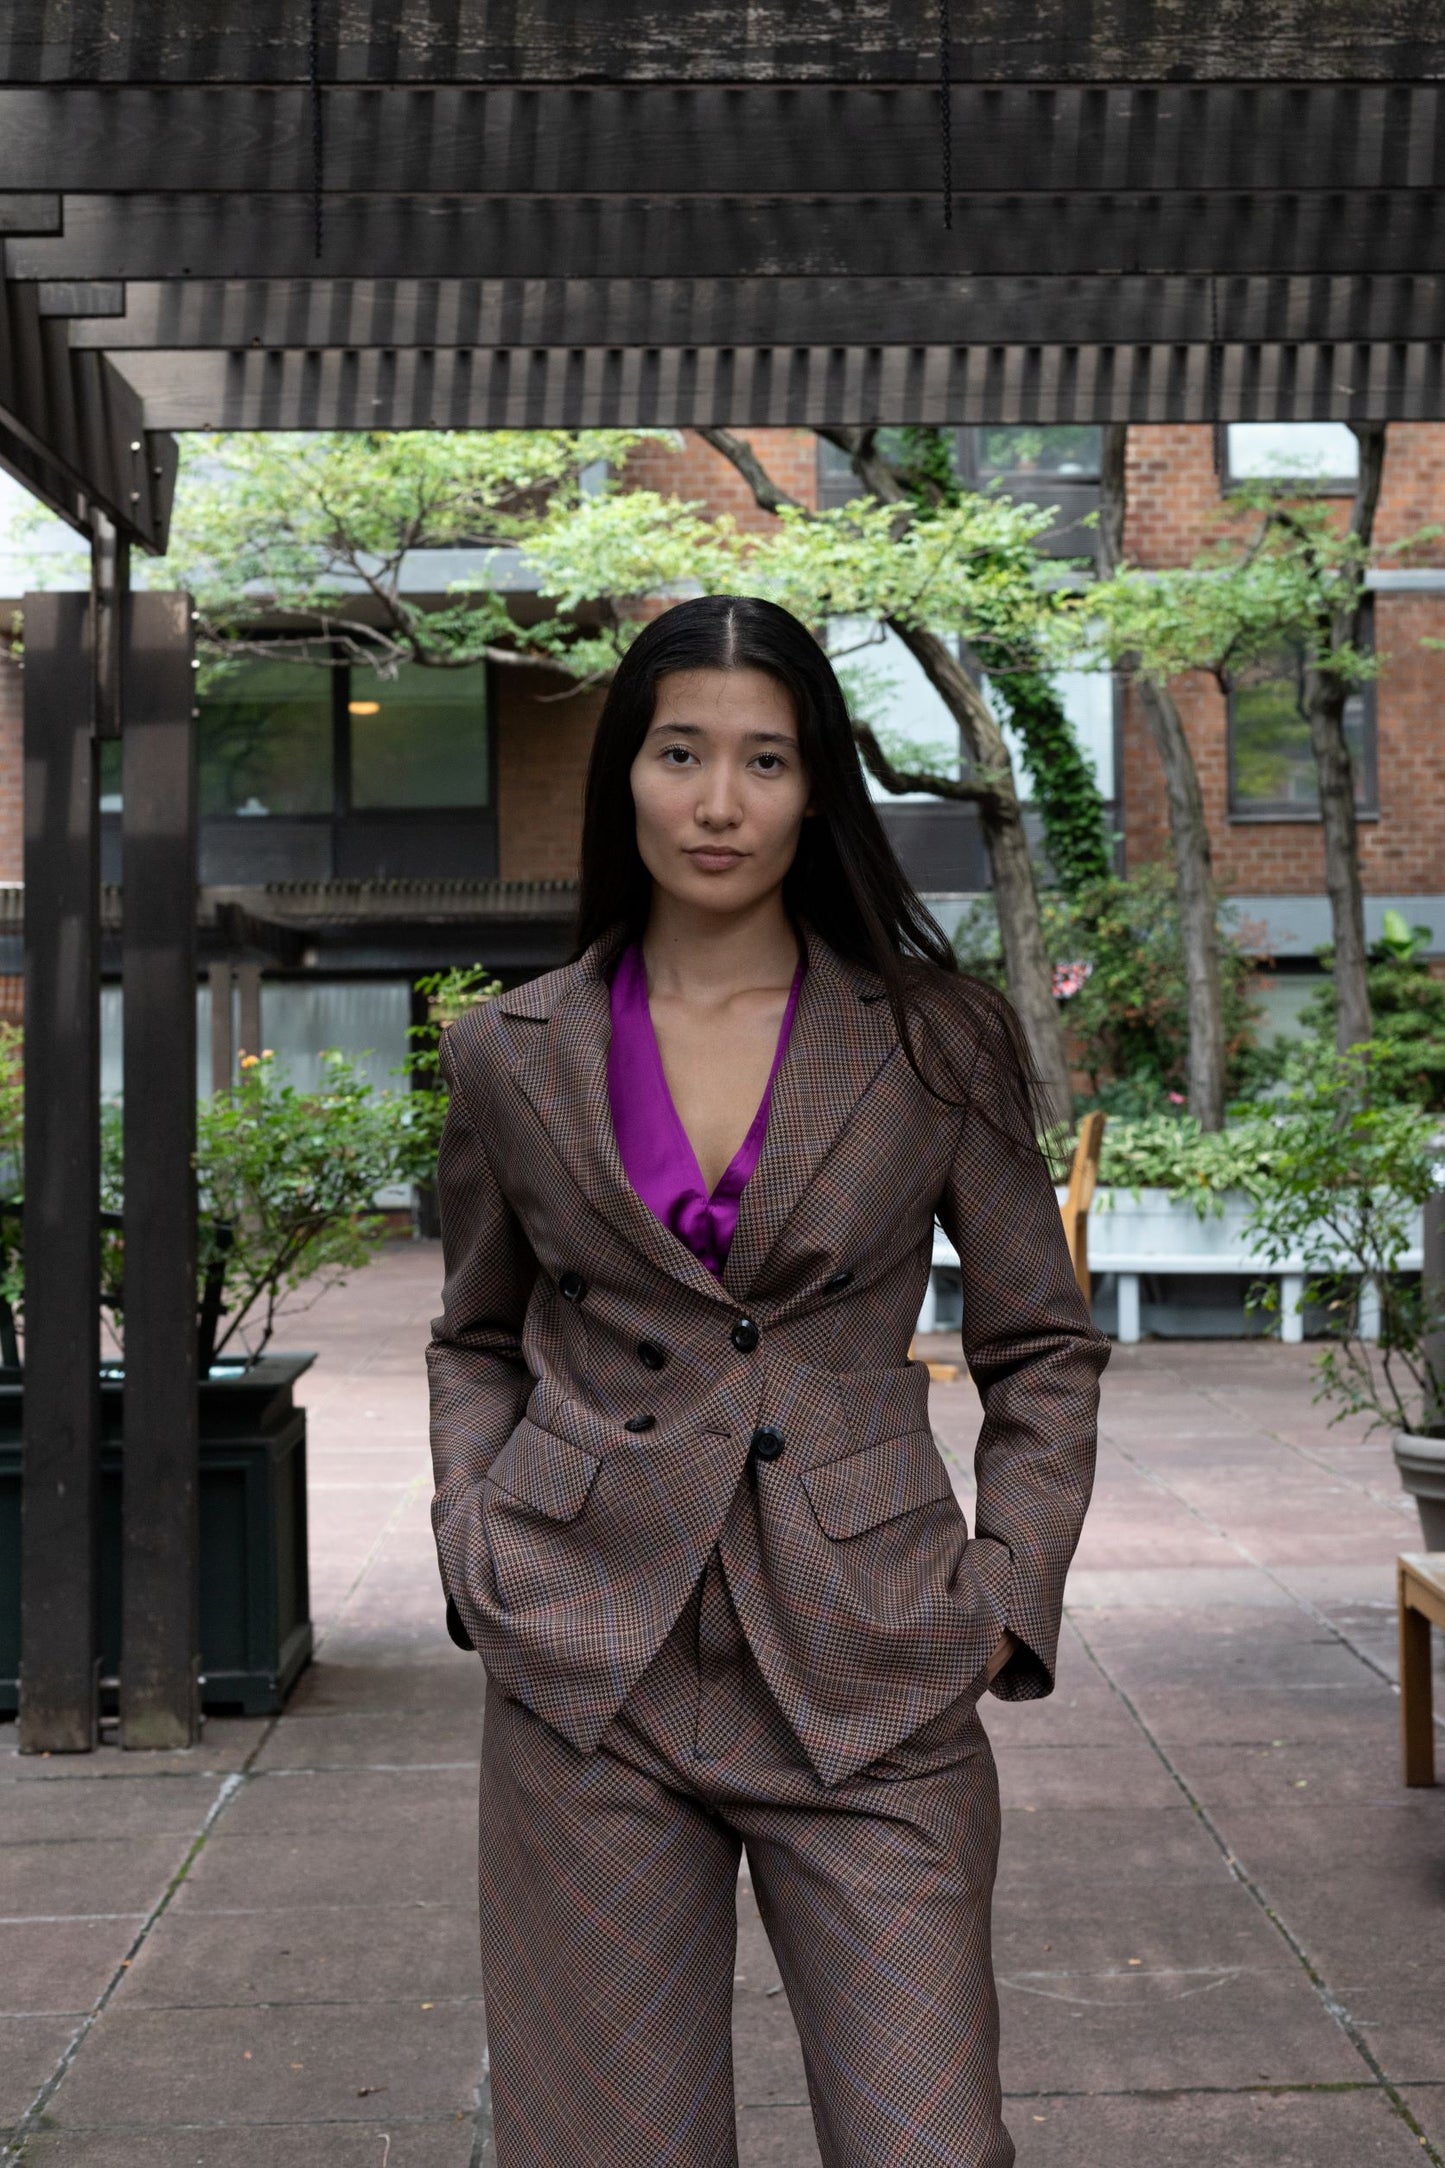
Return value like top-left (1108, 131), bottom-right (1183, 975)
top-left (19, 591), bottom-right (101, 1755)
top-left (12, 191), bottom-right (1445, 283)
top-left (120, 590), bottom-right (200, 1751)
top-left (0, 1), bottom-right (1443, 85)
top-left (2, 84), bottom-right (1444, 195)
top-left (111, 340), bottom-right (1445, 429)
top-left (0, 279), bottom-right (175, 549)
top-left (64, 273), bottom-right (1445, 353)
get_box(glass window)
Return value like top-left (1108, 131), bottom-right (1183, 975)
top-left (1225, 423), bottom-right (1359, 489)
top-left (347, 662), bottom-right (490, 810)
top-left (1228, 645), bottom-right (1375, 817)
top-left (199, 659), bottom-right (333, 817)
top-left (974, 426), bottom-right (1102, 480)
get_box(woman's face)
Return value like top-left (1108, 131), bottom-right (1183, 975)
top-left (629, 667), bottom-right (812, 918)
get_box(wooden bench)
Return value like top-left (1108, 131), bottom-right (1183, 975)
top-left (1398, 1553), bottom-right (1445, 1785)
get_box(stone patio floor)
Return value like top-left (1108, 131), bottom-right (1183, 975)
top-left (3, 1238), bottom-right (1444, 2167)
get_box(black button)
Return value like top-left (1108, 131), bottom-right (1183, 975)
top-left (822, 1269), bottom-right (854, 1293)
top-left (558, 1271), bottom-right (586, 1303)
top-left (730, 1317), bottom-right (760, 1353)
top-left (624, 1413), bottom-right (656, 1434)
top-left (637, 1339), bottom-right (667, 1371)
top-left (750, 1425), bottom-right (785, 1463)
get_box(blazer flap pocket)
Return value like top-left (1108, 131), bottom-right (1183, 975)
top-left (489, 1418), bottom-right (600, 1524)
top-left (801, 1429), bottom-right (955, 1541)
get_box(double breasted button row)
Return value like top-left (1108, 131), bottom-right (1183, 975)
top-left (730, 1316), bottom-right (760, 1353)
top-left (750, 1425), bottom-right (785, 1463)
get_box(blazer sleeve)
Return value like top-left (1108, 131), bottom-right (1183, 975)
top-left (934, 1001), bottom-right (1110, 1702)
top-left (426, 1024), bottom-right (539, 1615)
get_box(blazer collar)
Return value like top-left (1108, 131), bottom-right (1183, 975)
top-left (497, 925), bottom-right (898, 1304)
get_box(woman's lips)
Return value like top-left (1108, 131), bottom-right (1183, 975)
top-left (686, 847), bottom-right (746, 872)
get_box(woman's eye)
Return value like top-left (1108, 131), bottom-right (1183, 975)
top-left (661, 744), bottom-right (696, 766)
top-left (754, 753), bottom-right (786, 773)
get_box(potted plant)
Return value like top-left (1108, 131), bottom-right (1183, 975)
top-left (0, 1028), bottom-right (464, 1716)
top-left (1243, 1043), bottom-right (1445, 1546)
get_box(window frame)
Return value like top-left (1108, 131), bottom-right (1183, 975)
top-left (1225, 605), bottom-right (1378, 824)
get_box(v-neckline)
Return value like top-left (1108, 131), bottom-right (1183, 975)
top-left (629, 947), bottom-right (804, 1205)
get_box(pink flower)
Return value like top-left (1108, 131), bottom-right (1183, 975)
top-left (1167, 1091), bottom-right (1185, 1104)
top-left (1052, 960), bottom-right (1093, 1001)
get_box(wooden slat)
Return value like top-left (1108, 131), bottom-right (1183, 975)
top-left (112, 340), bottom-right (1445, 429)
top-left (2, 85), bottom-right (1444, 195)
top-left (10, 191), bottom-right (1445, 283)
top-left (1, 0), bottom-right (1443, 85)
top-left (63, 273), bottom-right (1445, 353)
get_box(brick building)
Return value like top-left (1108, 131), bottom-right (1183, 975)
top-left (0, 420), bottom-right (1440, 1079)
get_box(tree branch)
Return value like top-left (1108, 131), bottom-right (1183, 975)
top-left (852, 720), bottom-right (1003, 805)
top-left (695, 427), bottom-right (807, 517)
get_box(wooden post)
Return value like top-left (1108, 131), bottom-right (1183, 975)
top-left (119, 592), bottom-right (199, 1749)
top-left (19, 592), bottom-right (102, 1753)
top-left (236, 962), bottom-right (262, 1063)
top-left (209, 961), bottom-right (234, 1093)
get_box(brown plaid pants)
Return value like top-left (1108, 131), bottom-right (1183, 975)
top-left (478, 1547), bottom-right (1014, 2168)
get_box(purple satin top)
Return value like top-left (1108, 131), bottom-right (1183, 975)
top-left (607, 943), bottom-right (805, 1275)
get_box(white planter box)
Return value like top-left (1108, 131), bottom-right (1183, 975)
top-left (925, 1187), bottom-right (1424, 1346)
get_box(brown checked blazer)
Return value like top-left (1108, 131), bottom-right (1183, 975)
top-left (428, 925), bottom-right (1108, 1787)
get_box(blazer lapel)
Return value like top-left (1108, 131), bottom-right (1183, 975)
top-left (721, 930), bottom-right (899, 1299)
top-left (501, 937), bottom-right (733, 1307)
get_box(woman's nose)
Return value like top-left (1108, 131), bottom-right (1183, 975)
top-left (695, 767), bottom-right (742, 828)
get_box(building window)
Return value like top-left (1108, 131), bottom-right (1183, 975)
top-left (1223, 422), bottom-right (1360, 493)
top-left (200, 659), bottom-right (334, 818)
top-left (969, 426), bottom-right (1103, 483)
top-left (347, 662), bottom-right (490, 811)
top-left (1227, 636), bottom-right (1377, 820)
top-left (193, 655), bottom-right (490, 818)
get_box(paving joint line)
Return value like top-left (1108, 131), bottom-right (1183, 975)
top-left (1065, 1609), bottom-right (1444, 2167)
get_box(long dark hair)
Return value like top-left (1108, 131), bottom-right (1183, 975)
top-left (575, 596), bottom-right (1041, 1128)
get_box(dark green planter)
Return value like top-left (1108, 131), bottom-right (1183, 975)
top-left (0, 1353), bottom-right (314, 1720)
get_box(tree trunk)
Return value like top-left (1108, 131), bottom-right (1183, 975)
top-left (1305, 421), bottom-right (1384, 1057)
top-left (1306, 666), bottom-right (1372, 1054)
top-left (1097, 425), bottom-right (1227, 1129)
top-left (889, 619), bottom-right (1074, 1128)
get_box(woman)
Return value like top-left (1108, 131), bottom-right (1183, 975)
top-left (428, 595), bottom-right (1107, 2168)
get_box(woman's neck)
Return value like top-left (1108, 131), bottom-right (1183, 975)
top-left (640, 889), bottom-right (800, 1004)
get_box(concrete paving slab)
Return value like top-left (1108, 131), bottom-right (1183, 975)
top-left (0, 1838), bottom-right (196, 1920)
top-left (0, 2015), bottom-right (84, 2126)
top-left (42, 2001), bottom-right (484, 2132)
top-left (993, 1741), bottom-right (1182, 1811)
top-left (172, 1823), bottom-right (472, 1915)
top-left (1007, 2086), bottom-right (1427, 2165)
top-left (0, 1918), bottom-right (141, 2017)
top-left (17, 2120), bottom-right (477, 2165)
top-left (251, 1708), bottom-right (483, 1774)
top-left (113, 1902), bottom-right (481, 2010)
top-left (998, 1963), bottom-right (1363, 2093)
top-left (993, 1880), bottom-right (1298, 1976)
top-left (0, 1775), bottom-right (223, 1844)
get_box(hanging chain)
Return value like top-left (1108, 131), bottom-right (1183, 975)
top-left (310, 0), bottom-right (325, 261)
top-left (939, 0), bottom-right (953, 230)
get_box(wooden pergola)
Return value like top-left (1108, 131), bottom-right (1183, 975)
top-left (6, 0), bottom-right (1445, 1752)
